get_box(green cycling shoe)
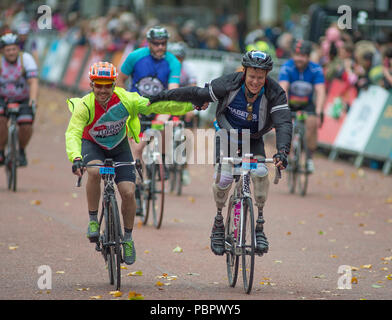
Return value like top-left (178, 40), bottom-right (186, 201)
top-left (123, 239), bottom-right (136, 265)
top-left (86, 221), bottom-right (100, 243)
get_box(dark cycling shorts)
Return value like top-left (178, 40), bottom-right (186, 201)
top-left (289, 102), bottom-right (316, 115)
top-left (215, 132), bottom-right (266, 163)
top-left (0, 98), bottom-right (34, 124)
top-left (81, 138), bottom-right (136, 184)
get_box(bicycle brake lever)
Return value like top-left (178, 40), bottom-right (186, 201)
top-left (76, 176), bottom-right (82, 187)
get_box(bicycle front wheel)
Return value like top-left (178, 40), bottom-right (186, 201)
top-left (151, 162), bottom-right (165, 229)
top-left (6, 125), bottom-right (18, 192)
top-left (225, 196), bottom-right (239, 288)
top-left (297, 136), bottom-right (309, 197)
top-left (241, 197), bottom-right (255, 294)
top-left (107, 197), bottom-right (122, 290)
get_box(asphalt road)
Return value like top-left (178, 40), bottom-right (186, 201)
top-left (0, 87), bottom-right (391, 301)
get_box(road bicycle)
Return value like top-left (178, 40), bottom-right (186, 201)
top-left (215, 154), bottom-right (281, 294)
top-left (76, 159), bottom-right (143, 290)
top-left (286, 111), bottom-right (309, 196)
top-left (4, 102), bottom-right (20, 192)
top-left (137, 120), bottom-right (167, 229)
top-left (167, 117), bottom-right (186, 196)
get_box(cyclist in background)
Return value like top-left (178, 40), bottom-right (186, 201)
top-left (117, 26), bottom-right (181, 210)
top-left (66, 62), bottom-right (193, 265)
top-left (167, 41), bottom-right (198, 185)
top-left (278, 39), bottom-right (326, 173)
top-left (148, 51), bottom-right (292, 256)
top-left (0, 33), bottom-right (38, 167)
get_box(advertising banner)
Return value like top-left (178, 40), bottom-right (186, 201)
top-left (78, 50), bottom-right (105, 92)
top-left (318, 79), bottom-right (357, 146)
top-left (334, 85), bottom-right (389, 153)
top-left (62, 45), bottom-right (90, 89)
top-left (40, 39), bottom-right (59, 82)
top-left (45, 39), bottom-right (73, 83)
top-left (363, 93), bottom-right (392, 160)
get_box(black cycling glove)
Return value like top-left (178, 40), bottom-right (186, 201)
top-left (72, 158), bottom-right (83, 174)
top-left (273, 151), bottom-right (288, 168)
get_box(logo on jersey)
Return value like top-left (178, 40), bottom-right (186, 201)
top-left (136, 77), bottom-right (164, 96)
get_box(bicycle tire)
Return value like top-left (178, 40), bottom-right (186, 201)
top-left (176, 164), bottom-right (183, 196)
top-left (169, 164), bottom-right (176, 193)
top-left (6, 125), bottom-right (18, 192)
top-left (141, 165), bottom-right (151, 225)
top-left (225, 196), bottom-right (239, 288)
top-left (151, 162), bottom-right (165, 229)
top-left (104, 204), bottom-right (115, 285)
top-left (287, 134), bottom-right (299, 194)
top-left (109, 196), bottom-right (122, 290)
top-left (241, 197), bottom-right (255, 294)
top-left (297, 135), bottom-right (309, 197)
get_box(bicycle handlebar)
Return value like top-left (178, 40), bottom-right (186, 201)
top-left (76, 159), bottom-right (143, 187)
top-left (215, 156), bottom-right (281, 185)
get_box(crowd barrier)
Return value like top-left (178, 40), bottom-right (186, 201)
top-left (26, 32), bottom-right (391, 175)
top-left (318, 79), bottom-right (392, 175)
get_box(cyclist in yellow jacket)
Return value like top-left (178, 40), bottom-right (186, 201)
top-left (65, 61), bottom-right (193, 265)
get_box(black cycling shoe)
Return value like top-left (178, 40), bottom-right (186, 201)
top-left (255, 219), bottom-right (269, 255)
top-left (210, 214), bottom-right (225, 256)
top-left (18, 149), bottom-right (27, 167)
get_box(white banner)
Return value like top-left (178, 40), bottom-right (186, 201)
top-left (334, 85), bottom-right (389, 152)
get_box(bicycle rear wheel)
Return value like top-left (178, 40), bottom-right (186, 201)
top-left (151, 162), bottom-right (165, 229)
top-left (225, 196), bottom-right (239, 288)
top-left (241, 197), bottom-right (255, 294)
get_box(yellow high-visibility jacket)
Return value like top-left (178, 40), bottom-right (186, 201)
top-left (65, 87), bottom-right (193, 162)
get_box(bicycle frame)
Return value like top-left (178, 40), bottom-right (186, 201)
top-left (5, 103), bottom-right (20, 192)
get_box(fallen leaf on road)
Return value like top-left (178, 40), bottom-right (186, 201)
top-left (8, 245), bottom-right (18, 250)
top-left (56, 271), bottom-right (65, 274)
top-left (351, 266), bottom-right (359, 271)
top-left (188, 197), bottom-right (195, 203)
top-left (313, 275), bottom-right (326, 279)
top-left (334, 169), bottom-right (345, 177)
top-left (330, 254), bottom-right (338, 258)
top-left (371, 284), bottom-right (383, 288)
top-left (90, 295), bottom-right (102, 300)
top-left (128, 291), bottom-right (144, 300)
top-left (385, 197), bottom-right (392, 204)
top-left (76, 288), bottom-right (90, 291)
top-left (286, 232), bottom-right (291, 235)
top-left (173, 246), bottom-right (183, 253)
top-left (30, 200), bottom-right (41, 205)
top-left (71, 193), bottom-right (78, 199)
top-left (386, 274), bottom-right (392, 280)
top-left (361, 264), bottom-right (372, 269)
top-left (127, 270), bottom-right (143, 276)
top-left (109, 291), bottom-right (123, 297)
top-left (144, 250), bottom-right (150, 254)
top-left (120, 266), bottom-right (127, 270)
top-left (274, 260), bottom-right (282, 264)
top-left (318, 230), bottom-right (325, 235)
top-left (351, 277), bottom-right (358, 284)
top-left (155, 281), bottom-right (164, 287)
top-left (381, 256), bottom-right (392, 261)
top-left (364, 230), bottom-right (376, 235)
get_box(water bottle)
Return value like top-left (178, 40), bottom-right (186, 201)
top-left (233, 200), bottom-right (241, 239)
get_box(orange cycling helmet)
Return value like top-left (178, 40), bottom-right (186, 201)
top-left (89, 61), bottom-right (118, 84)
